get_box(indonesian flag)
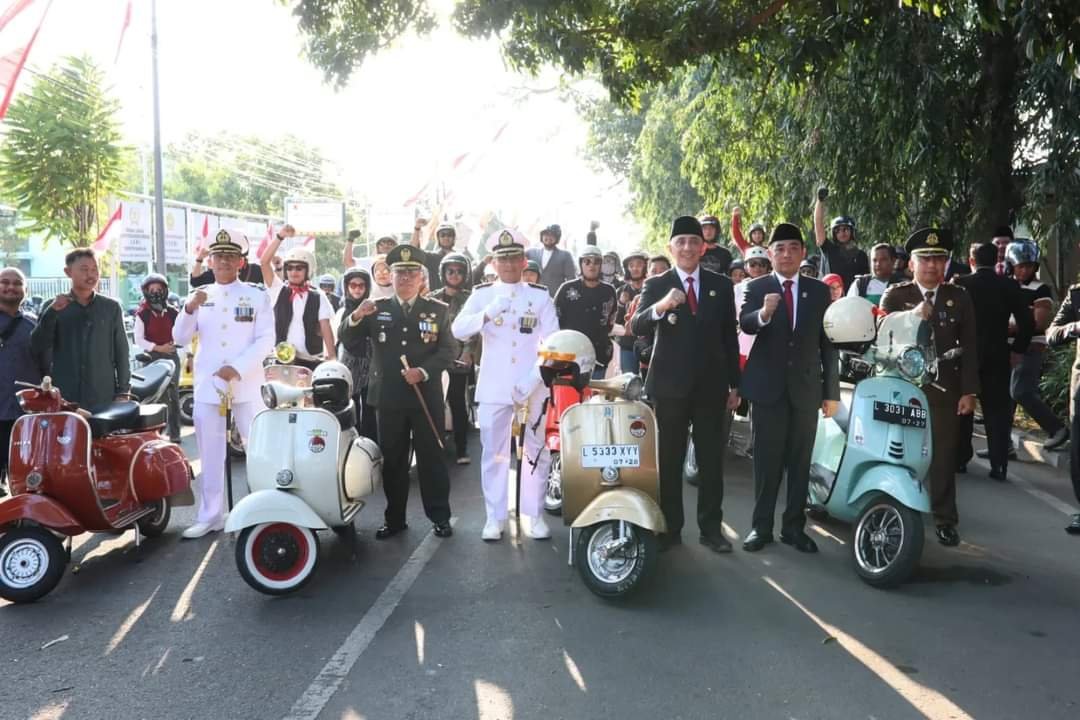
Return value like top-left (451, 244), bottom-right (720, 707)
top-left (0, 0), bottom-right (52, 123)
top-left (92, 202), bottom-right (123, 252)
top-left (114, 0), bottom-right (132, 64)
top-left (255, 222), bottom-right (273, 259)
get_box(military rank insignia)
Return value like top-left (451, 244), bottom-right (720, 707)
top-left (519, 310), bottom-right (538, 334)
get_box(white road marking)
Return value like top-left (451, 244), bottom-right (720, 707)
top-left (170, 539), bottom-right (218, 622)
top-left (28, 700), bottom-right (70, 720)
top-left (562, 649), bottom-right (588, 692)
top-left (763, 575), bottom-right (974, 720)
top-left (414, 620), bottom-right (425, 666)
top-left (283, 521), bottom-right (453, 720)
top-left (105, 584), bottom-right (160, 656)
top-left (474, 679), bottom-right (515, 720)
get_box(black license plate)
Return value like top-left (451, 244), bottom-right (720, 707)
top-left (872, 401), bottom-right (927, 428)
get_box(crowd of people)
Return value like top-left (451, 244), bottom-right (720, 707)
top-left (4, 187), bottom-right (1080, 553)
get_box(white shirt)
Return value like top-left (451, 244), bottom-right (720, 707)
top-left (267, 275), bottom-right (333, 355)
top-left (734, 278), bottom-right (755, 358)
top-left (913, 281), bottom-right (940, 303)
top-left (847, 276), bottom-right (889, 300)
top-left (541, 247), bottom-right (553, 270)
top-left (758, 271), bottom-right (800, 327)
top-left (651, 266), bottom-right (701, 320)
top-left (173, 280), bottom-right (274, 404)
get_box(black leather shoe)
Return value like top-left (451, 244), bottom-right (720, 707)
top-left (432, 521), bottom-right (453, 538)
top-left (988, 467), bottom-right (1007, 482)
top-left (375, 523), bottom-right (408, 540)
top-left (699, 533), bottom-right (733, 554)
top-left (742, 529), bottom-right (774, 552)
top-left (936, 524), bottom-right (960, 547)
top-left (658, 533), bottom-right (682, 552)
top-left (1066, 515), bottom-right (1080, 535)
top-left (780, 531), bottom-right (819, 553)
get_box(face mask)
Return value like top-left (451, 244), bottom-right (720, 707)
top-left (146, 288), bottom-right (168, 309)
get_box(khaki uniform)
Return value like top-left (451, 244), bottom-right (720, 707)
top-left (881, 281), bottom-right (978, 525)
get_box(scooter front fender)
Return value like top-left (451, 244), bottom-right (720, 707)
top-left (224, 490), bottom-right (329, 533)
top-left (570, 487), bottom-right (667, 534)
top-left (847, 463), bottom-right (931, 515)
top-left (0, 494), bottom-right (83, 535)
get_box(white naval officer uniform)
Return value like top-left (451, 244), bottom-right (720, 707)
top-left (173, 279), bottom-right (274, 525)
top-left (452, 278), bottom-right (558, 523)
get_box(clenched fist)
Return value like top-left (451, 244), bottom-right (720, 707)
top-left (657, 288), bottom-right (686, 315)
top-left (351, 299), bottom-right (377, 321)
top-left (50, 293), bottom-right (72, 312)
top-left (185, 289), bottom-right (208, 314)
top-left (761, 293), bottom-right (781, 322)
top-left (485, 296), bottom-right (512, 322)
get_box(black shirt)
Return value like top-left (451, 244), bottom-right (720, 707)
top-left (701, 244), bottom-right (733, 275)
top-left (554, 279), bottom-right (618, 366)
top-left (821, 240), bottom-right (869, 290)
top-left (614, 282), bottom-right (643, 350)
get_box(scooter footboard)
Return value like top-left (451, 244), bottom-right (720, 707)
top-left (570, 488), bottom-right (667, 534)
top-left (224, 490), bottom-right (329, 533)
top-left (846, 464), bottom-right (931, 515)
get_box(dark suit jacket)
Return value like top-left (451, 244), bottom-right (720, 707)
top-left (526, 246), bottom-right (577, 297)
top-left (953, 268), bottom-right (1034, 378)
top-left (739, 274), bottom-right (839, 409)
top-left (340, 295), bottom-right (453, 411)
top-left (880, 281), bottom-right (979, 399)
top-left (943, 259), bottom-right (970, 282)
top-left (1046, 283), bottom-right (1080, 403)
top-left (629, 267), bottom-right (739, 401)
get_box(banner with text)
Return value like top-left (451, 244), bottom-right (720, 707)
top-left (118, 200), bottom-right (152, 263)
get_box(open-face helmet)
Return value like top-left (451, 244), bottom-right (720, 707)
top-left (439, 252), bottom-right (472, 289)
top-left (1005, 238), bottom-right (1039, 269)
top-left (538, 329), bottom-right (596, 391)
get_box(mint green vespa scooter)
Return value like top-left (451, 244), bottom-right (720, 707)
top-left (809, 296), bottom-right (945, 588)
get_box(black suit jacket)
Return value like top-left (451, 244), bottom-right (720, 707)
top-left (629, 268), bottom-right (739, 401)
top-left (739, 274), bottom-right (839, 409)
top-left (953, 268), bottom-right (1034, 377)
top-left (339, 295), bottom-right (453, 411)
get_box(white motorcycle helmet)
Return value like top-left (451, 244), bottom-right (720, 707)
top-left (823, 296), bottom-right (877, 345)
top-left (743, 246), bottom-right (769, 263)
top-left (312, 360), bottom-right (353, 402)
top-left (284, 245), bottom-right (317, 277)
top-left (538, 329), bottom-right (597, 390)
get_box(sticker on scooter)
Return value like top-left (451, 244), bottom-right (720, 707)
top-left (308, 429), bottom-right (327, 453)
top-left (629, 420), bottom-right (647, 438)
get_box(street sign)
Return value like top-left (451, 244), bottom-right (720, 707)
top-left (285, 198), bottom-right (345, 235)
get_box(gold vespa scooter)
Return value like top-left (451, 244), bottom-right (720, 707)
top-left (538, 330), bottom-right (665, 599)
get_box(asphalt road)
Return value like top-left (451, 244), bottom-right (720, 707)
top-left (3, 421), bottom-right (1080, 720)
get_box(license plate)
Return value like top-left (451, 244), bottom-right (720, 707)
top-left (581, 444), bottom-right (640, 468)
top-left (872, 401), bottom-right (927, 428)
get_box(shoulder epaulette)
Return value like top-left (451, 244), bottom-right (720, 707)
top-left (527, 282), bottom-right (548, 291)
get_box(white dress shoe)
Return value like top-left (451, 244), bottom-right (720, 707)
top-left (527, 515), bottom-right (551, 540)
top-left (182, 519), bottom-right (223, 539)
top-left (481, 520), bottom-right (503, 541)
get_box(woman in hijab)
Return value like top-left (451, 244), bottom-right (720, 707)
top-left (336, 266), bottom-right (378, 441)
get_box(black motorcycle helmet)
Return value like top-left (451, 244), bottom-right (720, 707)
top-left (438, 252), bottom-right (472, 289)
top-left (830, 216), bottom-right (857, 242)
top-left (141, 273), bottom-right (169, 308)
top-left (541, 224), bottom-right (562, 242)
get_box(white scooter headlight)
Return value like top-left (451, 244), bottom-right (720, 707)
top-left (897, 346), bottom-right (927, 380)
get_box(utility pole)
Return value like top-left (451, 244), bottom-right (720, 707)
top-left (150, 0), bottom-right (166, 274)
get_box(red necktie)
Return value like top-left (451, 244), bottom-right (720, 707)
top-left (289, 284), bottom-right (308, 301)
top-left (686, 276), bottom-right (698, 315)
top-left (783, 279), bottom-right (794, 329)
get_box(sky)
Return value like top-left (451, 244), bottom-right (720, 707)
top-left (12, 0), bottom-right (644, 253)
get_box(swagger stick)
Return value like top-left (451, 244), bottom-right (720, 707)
top-left (512, 403), bottom-right (527, 533)
top-left (218, 385), bottom-right (235, 510)
top-left (400, 355), bottom-right (445, 450)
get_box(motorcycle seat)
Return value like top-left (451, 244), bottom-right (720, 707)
top-left (130, 361), bottom-right (174, 403)
top-left (136, 404), bottom-right (168, 430)
top-left (833, 400), bottom-right (852, 434)
top-left (88, 401), bottom-right (142, 437)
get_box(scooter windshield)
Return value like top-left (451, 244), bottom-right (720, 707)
top-left (874, 309), bottom-right (936, 380)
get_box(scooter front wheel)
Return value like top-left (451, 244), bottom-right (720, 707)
top-left (543, 452), bottom-right (562, 516)
top-left (852, 497), bottom-right (924, 589)
top-left (575, 521), bottom-right (656, 600)
top-left (0, 527), bottom-right (67, 603)
top-left (236, 523), bottom-right (320, 596)
top-left (179, 391), bottom-right (194, 425)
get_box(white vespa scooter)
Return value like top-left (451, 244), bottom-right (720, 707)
top-left (226, 360), bottom-right (383, 595)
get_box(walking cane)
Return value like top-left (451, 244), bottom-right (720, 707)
top-left (400, 355), bottom-right (445, 450)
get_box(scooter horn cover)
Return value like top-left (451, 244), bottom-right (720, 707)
top-left (822, 296), bottom-right (877, 344)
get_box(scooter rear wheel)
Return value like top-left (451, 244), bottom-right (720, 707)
top-left (179, 391), bottom-right (194, 425)
top-left (543, 452), bottom-right (562, 516)
top-left (136, 498), bottom-right (171, 538)
top-left (0, 527), bottom-right (67, 603)
top-left (852, 497), bottom-right (924, 588)
top-left (575, 521), bottom-right (656, 600)
top-left (236, 523), bottom-right (320, 596)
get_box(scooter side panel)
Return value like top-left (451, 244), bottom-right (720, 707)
top-left (130, 439), bottom-right (193, 503)
top-left (845, 464), bottom-right (932, 514)
top-left (224, 489), bottom-right (329, 532)
top-left (570, 487), bottom-right (667, 534)
top-left (0, 494), bottom-right (84, 535)
top-left (343, 435), bottom-right (382, 501)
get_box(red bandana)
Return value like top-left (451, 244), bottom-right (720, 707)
top-left (288, 284), bottom-right (309, 301)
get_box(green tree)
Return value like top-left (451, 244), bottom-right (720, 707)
top-left (0, 55), bottom-right (129, 247)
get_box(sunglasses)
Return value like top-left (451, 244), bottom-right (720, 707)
top-left (444, 267), bottom-right (466, 276)
top-left (747, 260), bottom-right (768, 268)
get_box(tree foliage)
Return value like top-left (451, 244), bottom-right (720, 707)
top-left (0, 55), bottom-right (129, 247)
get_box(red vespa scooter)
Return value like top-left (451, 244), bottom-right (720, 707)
top-left (0, 364), bottom-right (193, 604)
top-left (541, 374), bottom-right (592, 516)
